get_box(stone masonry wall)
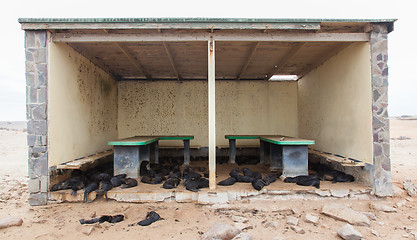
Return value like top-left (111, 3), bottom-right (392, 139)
top-left (25, 31), bottom-right (48, 205)
top-left (370, 23), bottom-right (392, 197)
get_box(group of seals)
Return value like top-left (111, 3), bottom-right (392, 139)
top-left (311, 164), bottom-right (355, 183)
top-left (139, 161), bottom-right (210, 192)
top-left (218, 167), bottom-right (278, 191)
top-left (51, 167), bottom-right (138, 203)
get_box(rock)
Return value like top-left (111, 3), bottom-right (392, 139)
top-left (201, 223), bottom-right (241, 240)
top-left (330, 189), bottom-right (350, 198)
top-left (337, 224), bottom-right (363, 240)
top-left (321, 203), bottom-right (370, 226)
top-left (263, 221), bottom-right (280, 229)
top-left (286, 216), bottom-right (298, 226)
top-left (271, 236), bottom-right (286, 240)
top-left (362, 212), bottom-right (377, 221)
top-left (370, 203), bottom-right (397, 212)
top-left (291, 208), bottom-right (300, 216)
top-left (304, 213), bottom-right (320, 224)
top-left (395, 200), bottom-right (407, 208)
top-left (76, 225), bottom-right (95, 236)
top-left (371, 229), bottom-right (380, 237)
top-left (234, 222), bottom-right (253, 231)
top-left (231, 233), bottom-right (253, 240)
top-left (393, 185), bottom-right (405, 197)
top-left (315, 190), bottom-right (331, 197)
top-left (404, 180), bottom-right (417, 197)
top-left (290, 225), bottom-right (305, 234)
top-left (231, 216), bottom-right (248, 223)
top-left (377, 221), bottom-right (385, 226)
top-left (0, 217), bottom-right (23, 229)
top-left (89, 211), bottom-right (96, 218)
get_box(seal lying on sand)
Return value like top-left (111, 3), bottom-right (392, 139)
top-left (128, 211), bottom-right (163, 227)
top-left (121, 178), bottom-right (138, 188)
top-left (284, 175), bottom-right (320, 189)
top-left (79, 214), bottom-right (124, 224)
top-left (218, 177), bottom-right (237, 186)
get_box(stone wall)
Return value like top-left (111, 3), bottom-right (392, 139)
top-left (25, 31), bottom-right (48, 205)
top-left (370, 23), bottom-right (392, 196)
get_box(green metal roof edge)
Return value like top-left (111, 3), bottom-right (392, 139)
top-left (225, 135), bottom-right (260, 140)
top-left (18, 17), bottom-right (397, 24)
top-left (260, 137), bottom-right (315, 145)
top-left (108, 138), bottom-right (158, 146)
top-left (159, 136), bottom-right (194, 140)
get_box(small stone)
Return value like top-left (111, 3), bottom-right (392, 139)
top-left (404, 180), bottom-right (417, 197)
top-left (90, 211), bottom-right (96, 218)
top-left (315, 190), bottom-right (331, 197)
top-left (201, 223), bottom-right (241, 240)
top-left (305, 213), bottom-right (320, 224)
top-left (337, 224), bottom-right (363, 240)
top-left (231, 216), bottom-right (248, 223)
top-left (321, 203), bottom-right (370, 226)
top-left (370, 202), bottom-right (397, 212)
top-left (271, 236), bottom-right (286, 240)
top-left (371, 229), bottom-right (380, 237)
top-left (76, 225), bottom-right (95, 236)
top-left (291, 208), bottom-right (300, 216)
top-left (393, 185), bottom-right (405, 197)
top-left (231, 232), bottom-right (253, 240)
top-left (286, 216), bottom-right (298, 226)
top-left (377, 221), bottom-right (385, 226)
top-left (362, 212), bottom-right (377, 221)
top-left (0, 217), bottom-right (23, 229)
top-left (330, 189), bottom-right (350, 198)
top-left (395, 200), bottom-right (407, 208)
top-left (100, 222), bottom-right (112, 229)
top-left (263, 221), bottom-right (280, 229)
top-left (234, 222), bottom-right (253, 231)
top-left (290, 225), bottom-right (305, 234)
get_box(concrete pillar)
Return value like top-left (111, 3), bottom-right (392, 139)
top-left (370, 23), bottom-right (392, 197)
top-left (25, 30), bottom-right (49, 205)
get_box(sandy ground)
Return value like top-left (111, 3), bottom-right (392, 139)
top-left (1, 119), bottom-right (417, 239)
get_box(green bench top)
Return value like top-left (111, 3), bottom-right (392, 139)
top-left (225, 135), bottom-right (315, 145)
top-left (108, 135), bottom-right (194, 146)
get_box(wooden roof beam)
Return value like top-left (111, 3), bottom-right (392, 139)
top-left (52, 32), bottom-right (370, 42)
top-left (265, 43), bottom-right (305, 80)
top-left (115, 42), bottom-right (152, 81)
top-left (297, 42), bottom-right (352, 79)
top-left (163, 42), bottom-right (182, 81)
top-left (236, 42), bottom-right (260, 81)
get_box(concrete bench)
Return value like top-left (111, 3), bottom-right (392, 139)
top-left (108, 135), bottom-right (194, 178)
top-left (225, 135), bottom-right (315, 177)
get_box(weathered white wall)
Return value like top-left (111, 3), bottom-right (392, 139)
top-left (298, 43), bottom-right (373, 163)
top-left (48, 43), bottom-right (118, 166)
top-left (118, 81), bottom-right (298, 147)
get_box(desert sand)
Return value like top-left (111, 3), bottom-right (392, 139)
top-left (1, 118), bottom-right (417, 239)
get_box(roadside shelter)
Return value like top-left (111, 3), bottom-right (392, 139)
top-left (19, 18), bottom-right (395, 205)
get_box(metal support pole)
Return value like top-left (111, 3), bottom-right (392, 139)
top-left (228, 139), bottom-right (236, 164)
top-left (270, 144), bottom-right (283, 171)
top-left (259, 140), bottom-right (265, 164)
top-left (154, 141), bottom-right (159, 164)
top-left (208, 37), bottom-right (216, 190)
top-left (183, 139), bottom-right (190, 165)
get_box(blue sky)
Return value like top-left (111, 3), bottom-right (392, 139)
top-left (0, 0), bottom-right (415, 120)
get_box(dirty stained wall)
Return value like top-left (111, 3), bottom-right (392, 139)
top-left (118, 81), bottom-right (298, 147)
top-left (48, 43), bottom-right (118, 166)
top-left (298, 42), bottom-right (373, 164)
